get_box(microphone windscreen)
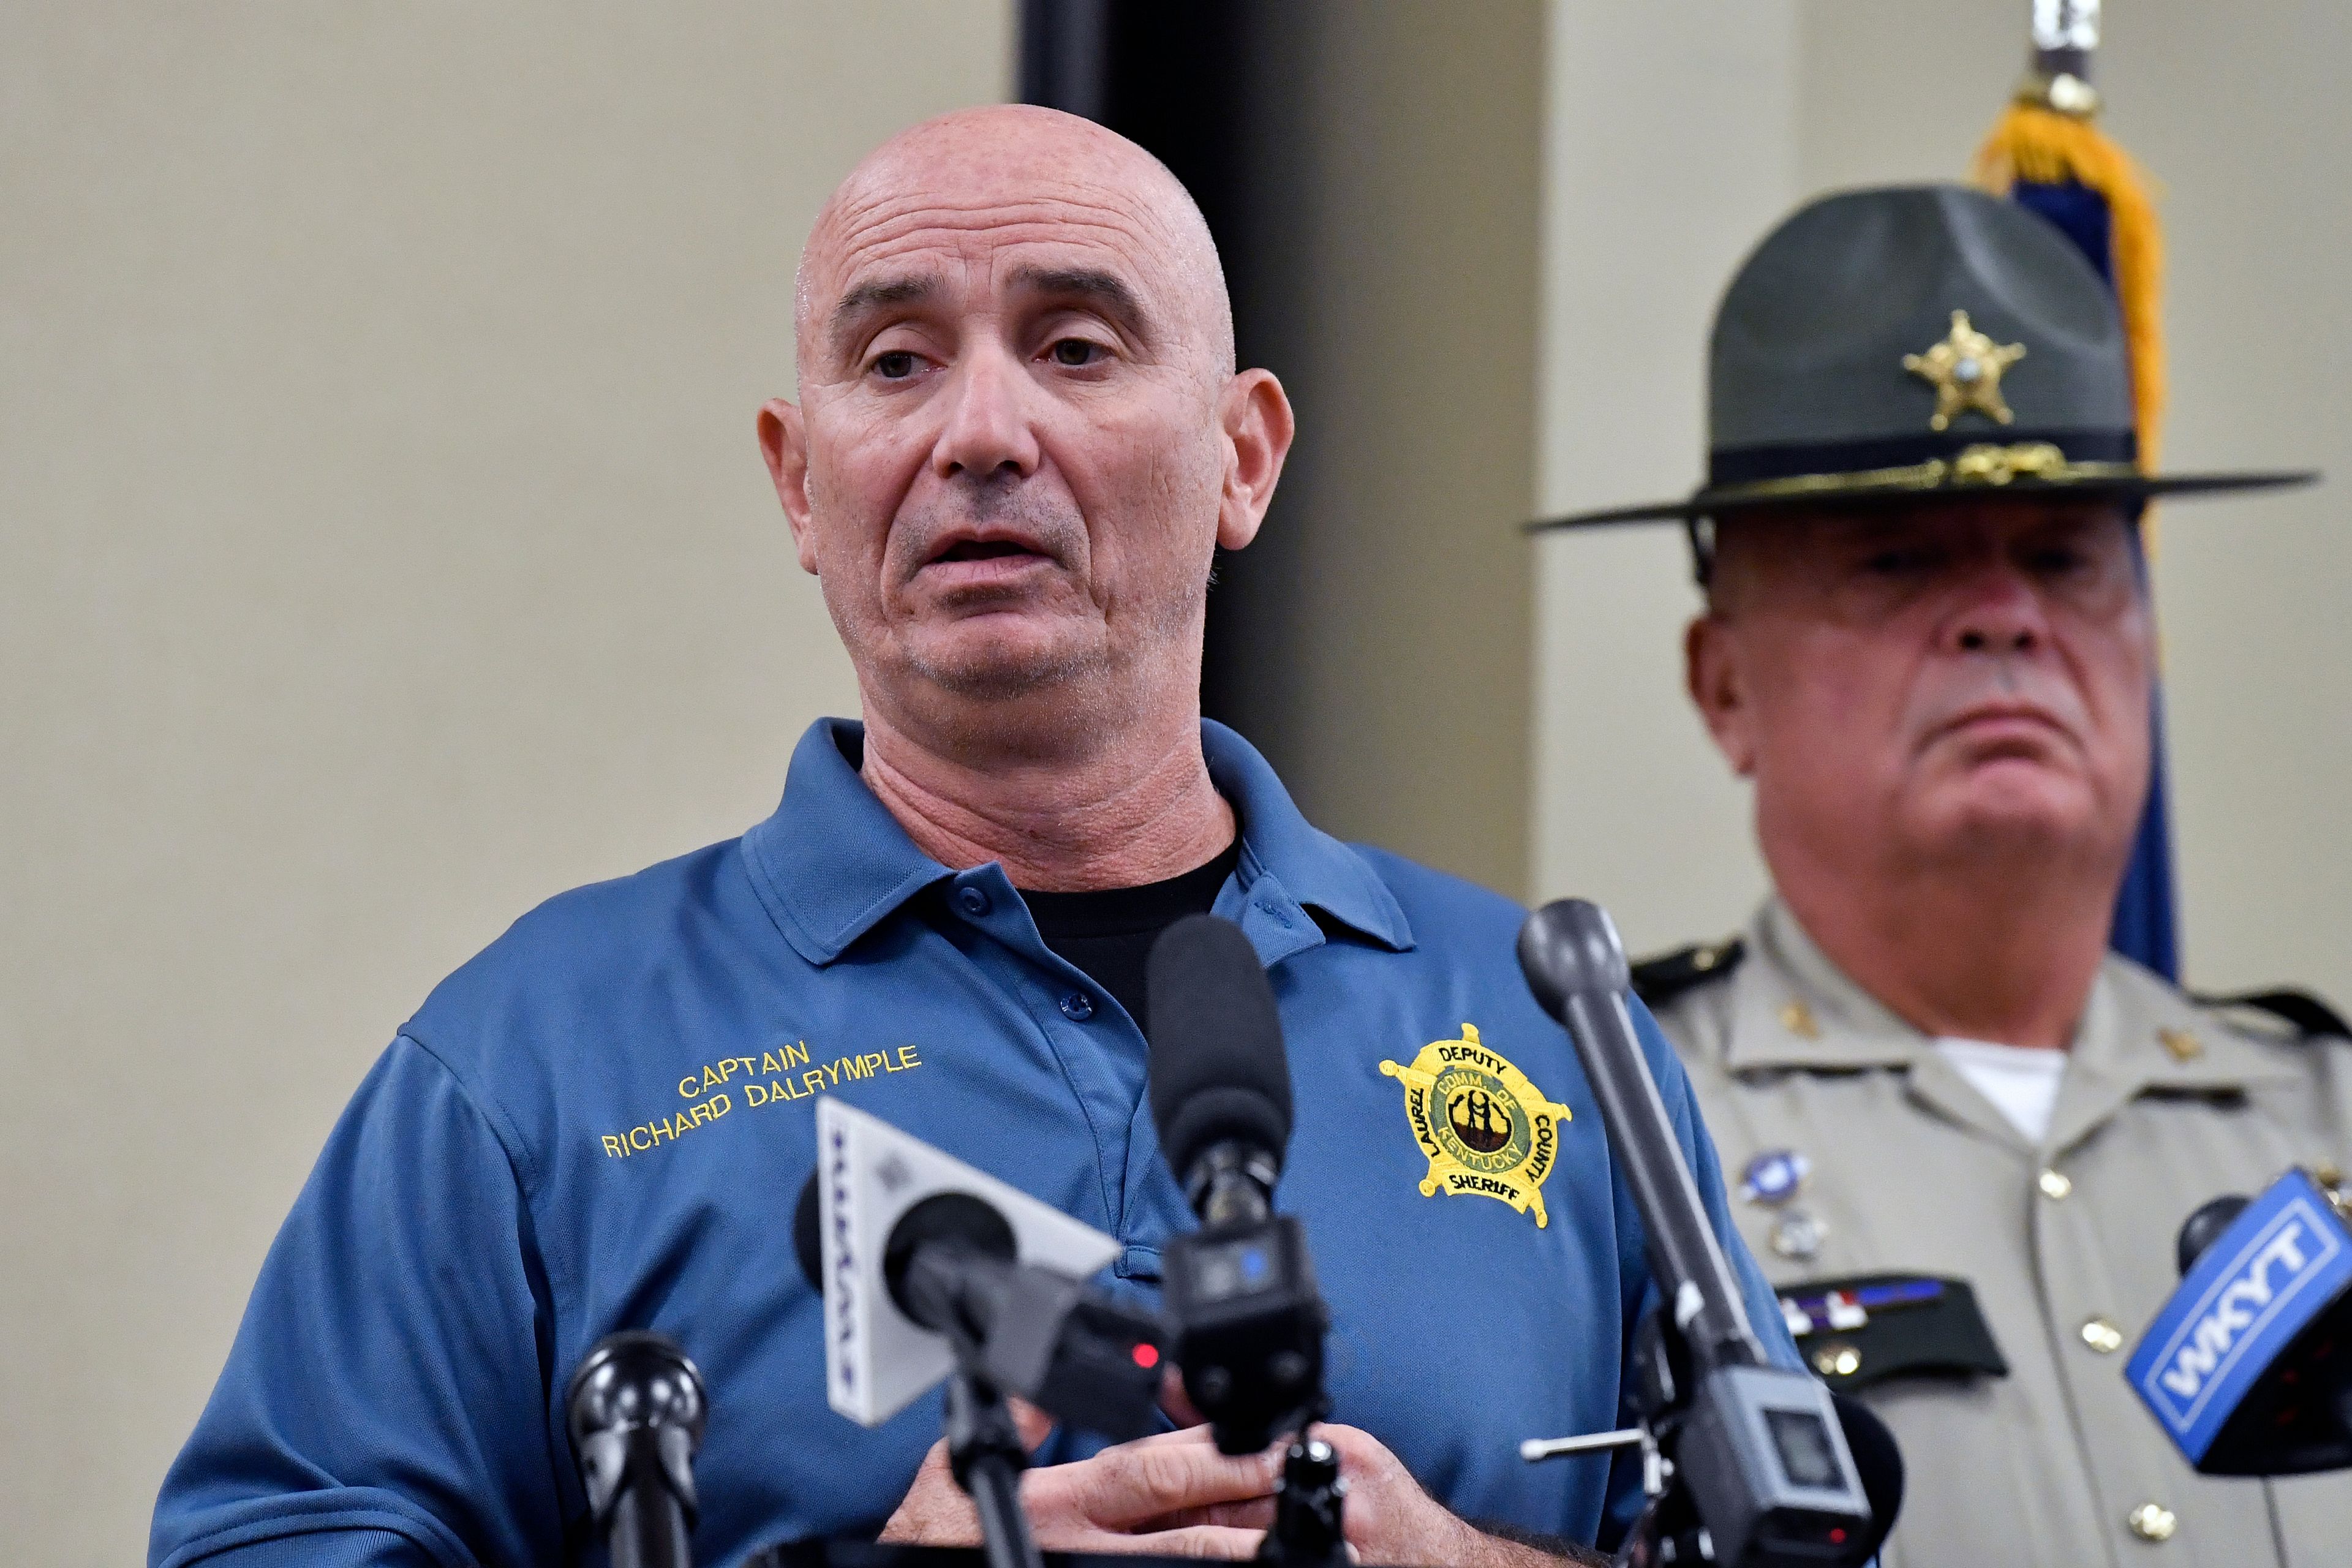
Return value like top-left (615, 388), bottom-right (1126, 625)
top-left (793, 1171), bottom-right (823, 1292)
top-left (1515, 899), bottom-right (1630, 1022)
top-left (1146, 914), bottom-right (1291, 1180)
top-left (566, 1330), bottom-right (707, 1448)
top-left (1831, 1392), bottom-right (1905, 1559)
top-left (2177, 1194), bottom-right (2251, 1276)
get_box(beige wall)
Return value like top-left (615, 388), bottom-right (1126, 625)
top-left (0, 6), bottom-right (1009, 1562)
top-left (1533, 1), bottom-right (1794, 947)
top-left (1536, 1), bottom-right (2352, 1002)
top-left (1213, 2), bottom-right (1544, 900)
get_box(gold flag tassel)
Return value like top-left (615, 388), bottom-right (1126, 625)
top-left (1972, 99), bottom-right (2166, 475)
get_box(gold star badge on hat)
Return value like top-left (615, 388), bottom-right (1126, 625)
top-left (1903, 310), bottom-right (2027, 431)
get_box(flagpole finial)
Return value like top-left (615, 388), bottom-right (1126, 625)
top-left (2019, 0), bottom-right (2101, 116)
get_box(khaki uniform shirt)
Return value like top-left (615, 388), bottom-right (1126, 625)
top-left (1646, 899), bottom-right (2352, 1568)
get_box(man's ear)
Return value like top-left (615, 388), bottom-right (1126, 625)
top-left (757, 398), bottom-right (821, 576)
top-left (1215, 369), bottom-right (1294, 552)
top-left (1685, 612), bottom-right (1760, 777)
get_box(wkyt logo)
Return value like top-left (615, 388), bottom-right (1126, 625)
top-left (2127, 1170), bottom-right (2352, 1463)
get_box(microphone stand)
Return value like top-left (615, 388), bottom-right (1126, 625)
top-left (1516, 900), bottom-right (1875, 1568)
top-left (1518, 1310), bottom-right (1716, 1567)
top-left (942, 1368), bottom-right (1046, 1568)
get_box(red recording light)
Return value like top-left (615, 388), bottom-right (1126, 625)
top-left (1828, 1528), bottom-right (1847, 1545)
top-left (1131, 1343), bottom-right (1161, 1370)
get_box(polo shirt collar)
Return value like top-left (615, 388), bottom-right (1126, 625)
top-left (741, 717), bottom-right (1413, 967)
top-left (1202, 718), bottom-right (1414, 956)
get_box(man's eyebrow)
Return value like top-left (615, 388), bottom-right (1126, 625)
top-left (1008, 265), bottom-right (1154, 339)
top-left (826, 274), bottom-right (941, 353)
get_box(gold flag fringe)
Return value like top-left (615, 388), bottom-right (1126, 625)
top-left (1973, 104), bottom-right (2165, 473)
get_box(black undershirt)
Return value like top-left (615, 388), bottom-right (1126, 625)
top-left (1018, 840), bottom-right (1241, 1026)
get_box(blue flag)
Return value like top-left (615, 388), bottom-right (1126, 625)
top-left (2008, 177), bottom-right (2180, 979)
top-left (1986, 111), bottom-right (2180, 979)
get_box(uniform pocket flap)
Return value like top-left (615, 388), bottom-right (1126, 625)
top-left (1776, 1272), bottom-right (2009, 1393)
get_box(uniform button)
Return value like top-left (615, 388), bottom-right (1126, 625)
top-left (1059, 992), bottom-right (1095, 1022)
top-left (2127, 1502), bottom-right (2177, 1542)
top-left (2038, 1168), bottom-right (2073, 1200)
top-left (2081, 1316), bottom-right (2125, 1354)
top-left (956, 886), bottom-right (990, 918)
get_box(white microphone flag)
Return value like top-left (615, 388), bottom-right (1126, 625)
top-left (813, 1096), bottom-right (1125, 1427)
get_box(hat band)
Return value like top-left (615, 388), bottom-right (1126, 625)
top-left (1709, 428), bottom-right (2136, 499)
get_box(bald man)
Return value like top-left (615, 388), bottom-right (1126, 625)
top-left (152, 110), bottom-right (1796, 1568)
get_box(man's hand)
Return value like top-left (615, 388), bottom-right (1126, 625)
top-left (881, 1410), bottom-right (1606, 1567)
top-left (879, 1414), bottom-right (1280, 1559)
top-left (1306, 1423), bottom-right (1606, 1568)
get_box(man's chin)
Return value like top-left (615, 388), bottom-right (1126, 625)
top-left (903, 626), bottom-right (1105, 703)
top-left (1912, 762), bottom-right (2106, 858)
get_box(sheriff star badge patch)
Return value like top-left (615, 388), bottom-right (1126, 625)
top-left (1380, 1023), bottom-right (1574, 1227)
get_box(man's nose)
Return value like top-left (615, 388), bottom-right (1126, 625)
top-left (1944, 564), bottom-right (2052, 657)
top-left (932, 345), bottom-right (1041, 481)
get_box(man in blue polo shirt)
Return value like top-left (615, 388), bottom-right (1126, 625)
top-left (153, 106), bottom-right (1795, 1568)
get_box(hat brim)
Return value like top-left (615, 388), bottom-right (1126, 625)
top-left (1526, 469), bottom-right (2318, 532)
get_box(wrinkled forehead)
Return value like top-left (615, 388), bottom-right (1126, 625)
top-left (797, 141), bottom-right (1223, 370)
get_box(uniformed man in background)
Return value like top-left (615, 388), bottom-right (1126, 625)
top-left (1534, 184), bottom-right (2351, 1567)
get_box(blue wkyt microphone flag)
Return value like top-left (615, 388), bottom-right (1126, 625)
top-left (2126, 1169), bottom-right (2352, 1464)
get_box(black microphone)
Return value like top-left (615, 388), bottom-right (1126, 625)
top-left (2177, 1194), bottom-right (2250, 1275)
top-left (1145, 913), bottom-right (1330, 1459)
top-left (1147, 912), bottom-right (1292, 1226)
top-left (1517, 901), bottom-right (1763, 1374)
top-left (1830, 1394), bottom-right (1904, 1564)
top-left (567, 1331), bottom-right (707, 1568)
top-left (790, 1174), bottom-right (1167, 1442)
top-left (2125, 1170), bottom-right (2352, 1476)
top-left (1518, 899), bottom-right (1875, 1566)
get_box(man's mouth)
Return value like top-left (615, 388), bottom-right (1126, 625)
top-left (1924, 701), bottom-right (2076, 758)
top-left (932, 538), bottom-right (1047, 564)
top-left (911, 529), bottom-right (1061, 593)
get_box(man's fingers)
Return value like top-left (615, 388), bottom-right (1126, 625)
top-left (1054, 1437), bottom-right (1280, 1528)
top-left (1139, 1498), bottom-right (1279, 1533)
top-left (876, 1437), bottom-right (982, 1547)
top-left (1159, 1367), bottom-right (1207, 1429)
top-left (1085, 1525), bottom-right (1267, 1560)
top-left (1126, 1423), bottom-right (1224, 1449)
top-left (1006, 1397), bottom-right (1055, 1452)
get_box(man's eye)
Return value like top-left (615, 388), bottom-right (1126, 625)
top-left (2026, 548), bottom-right (2088, 575)
top-left (1048, 338), bottom-right (1104, 368)
top-left (1863, 549), bottom-right (1935, 575)
top-left (872, 350), bottom-right (919, 380)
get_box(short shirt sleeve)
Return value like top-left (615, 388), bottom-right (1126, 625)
top-left (150, 1037), bottom-right (568, 1568)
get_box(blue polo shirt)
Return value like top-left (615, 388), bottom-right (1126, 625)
top-left (153, 719), bottom-right (1796, 1568)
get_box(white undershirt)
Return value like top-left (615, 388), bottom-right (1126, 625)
top-left (1932, 1037), bottom-right (2069, 1144)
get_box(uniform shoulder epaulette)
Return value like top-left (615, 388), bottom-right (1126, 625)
top-left (1630, 937), bottom-right (1745, 1010)
top-left (2190, 986), bottom-right (2352, 1041)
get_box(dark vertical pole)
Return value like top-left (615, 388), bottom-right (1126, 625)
top-left (1018, 0), bottom-right (1260, 731)
top-left (1017, 0), bottom-right (1110, 123)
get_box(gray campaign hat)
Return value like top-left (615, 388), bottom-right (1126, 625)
top-left (1531, 184), bottom-right (2313, 530)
